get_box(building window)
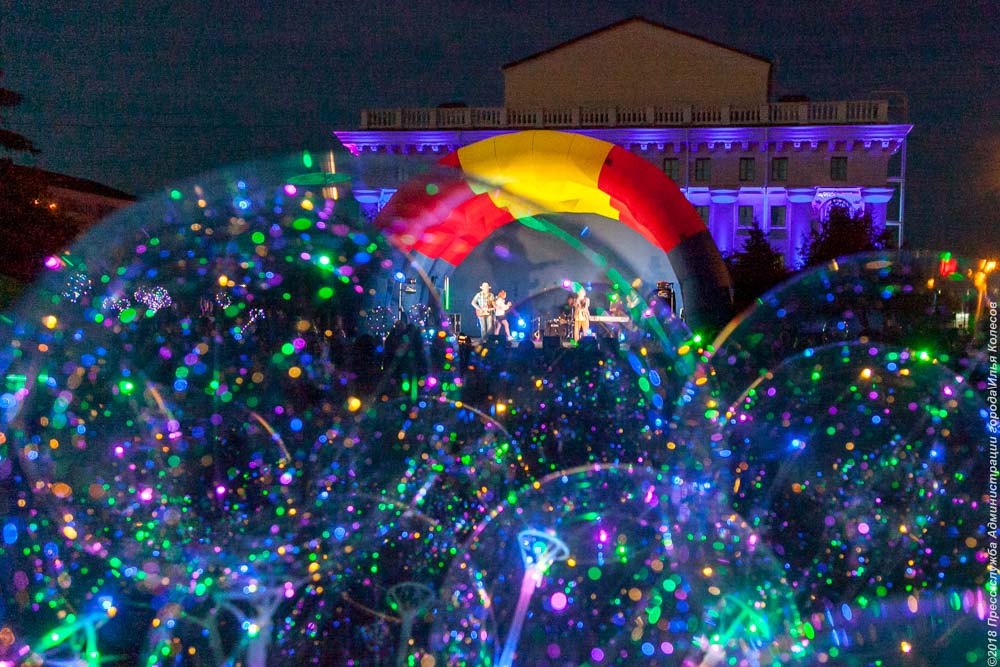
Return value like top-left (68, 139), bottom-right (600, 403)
top-left (663, 158), bottom-right (680, 182)
top-left (738, 205), bottom-right (755, 229)
top-left (694, 158), bottom-right (711, 182)
top-left (831, 156), bottom-right (848, 181)
top-left (770, 205), bottom-right (787, 229)
top-left (695, 205), bottom-right (710, 225)
top-left (823, 197), bottom-right (853, 220)
top-left (771, 157), bottom-right (788, 181)
top-left (739, 157), bottom-right (755, 182)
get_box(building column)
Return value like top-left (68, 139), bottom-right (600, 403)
top-left (709, 189), bottom-right (739, 255)
top-left (354, 189), bottom-right (381, 222)
top-left (861, 187), bottom-right (894, 234)
top-left (786, 187), bottom-right (816, 266)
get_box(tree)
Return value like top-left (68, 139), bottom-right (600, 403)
top-left (0, 70), bottom-right (39, 156)
top-left (724, 222), bottom-right (791, 314)
top-left (800, 206), bottom-right (893, 268)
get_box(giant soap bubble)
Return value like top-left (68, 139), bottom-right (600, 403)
top-left (433, 464), bottom-right (808, 666)
top-left (302, 393), bottom-right (533, 663)
top-left (719, 342), bottom-right (988, 652)
top-left (0, 153), bottom-right (422, 664)
top-left (711, 250), bottom-right (992, 409)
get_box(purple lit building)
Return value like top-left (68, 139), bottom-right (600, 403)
top-left (336, 17), bottom-right (911, 269)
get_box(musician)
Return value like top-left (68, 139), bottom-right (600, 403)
top-left (493, 289), bottom-right (512, 339)
top-left (560, 294), bottom-right (576, 320)
top-left (573, 287), bottom-right (591, 341)
top-left (470, 282), bottom-right (495, 339)
top-left (559, 294), bottom-right (576, 339)
top-left (606, 296), bottom-right (628, 339)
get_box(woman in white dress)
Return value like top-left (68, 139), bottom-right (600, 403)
top-left (573, 287), bottom-right (590, 342)
top-left (493, 289), bottom-right (512, 339)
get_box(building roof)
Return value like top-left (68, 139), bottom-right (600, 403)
top-left (4, 163), bottom-right (136, 201)
top-left (502, 16), bottom-right (771, 70)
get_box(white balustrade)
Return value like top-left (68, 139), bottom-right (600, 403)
top-left (358, 100), bottom-right (894, 129)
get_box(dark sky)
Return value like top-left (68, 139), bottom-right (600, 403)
top-left (2, 1), bottom-right (998, 257)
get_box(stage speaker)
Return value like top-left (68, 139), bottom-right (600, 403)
top-left (544, 319), bottom-right (563, 337)
top-left (578, 336), bottom-right (599, 352)
top-left (542, 335), bottom-right (561, 349)
top-left (447, 313), bottom-right (461, 332)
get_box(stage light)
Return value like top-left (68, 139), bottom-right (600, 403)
top-left (517, 318), bottom-right (526, 328)
top-left (394, 271), bottom-right (406, 282)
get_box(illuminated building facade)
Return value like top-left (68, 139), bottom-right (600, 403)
top-left (335, 16), bottom-right (911, 268)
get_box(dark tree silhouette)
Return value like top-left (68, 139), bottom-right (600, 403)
top-left (724, 222), bottom-right (790, 314)
top-left (0, 71), bottom-right (39, 156)
top-left (800, 206), bottom-right (893, 268)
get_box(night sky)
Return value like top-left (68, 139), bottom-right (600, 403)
top-left (2, 1), bottom-right (998, 257)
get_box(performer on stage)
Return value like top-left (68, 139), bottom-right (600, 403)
top-left (606, 296), bottom-right (628, 340)
top-left (573, 287), bottom-right (591, 341)
top-left (493, 289), bottom-right (512, 339)
top-left (471, 282), bottom-right (495, 339)
top-left (559, 293), bottom-right (576, 339)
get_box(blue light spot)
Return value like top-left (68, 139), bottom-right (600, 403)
top-left (627, 352), bottom-right (643, 374)
top-left (3, 523), bottom-right (18, 545)
top-left (290, 418), bottom-right (303, 432)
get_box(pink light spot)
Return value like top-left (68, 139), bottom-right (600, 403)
top-left (284, 184), bottom-right (297, 196)
top-left (550, 591), bottom-right (568, 611)
top-left (44, 256), bottom-right (62, 270)
top-left (598, 529), bottom-right (608, 543)
top-left (139, 488), bottom-right (154, 502)
top-left (858, 522), bottom-right (870, 535)
top-left (215, 485), bottom-right (226, 496)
